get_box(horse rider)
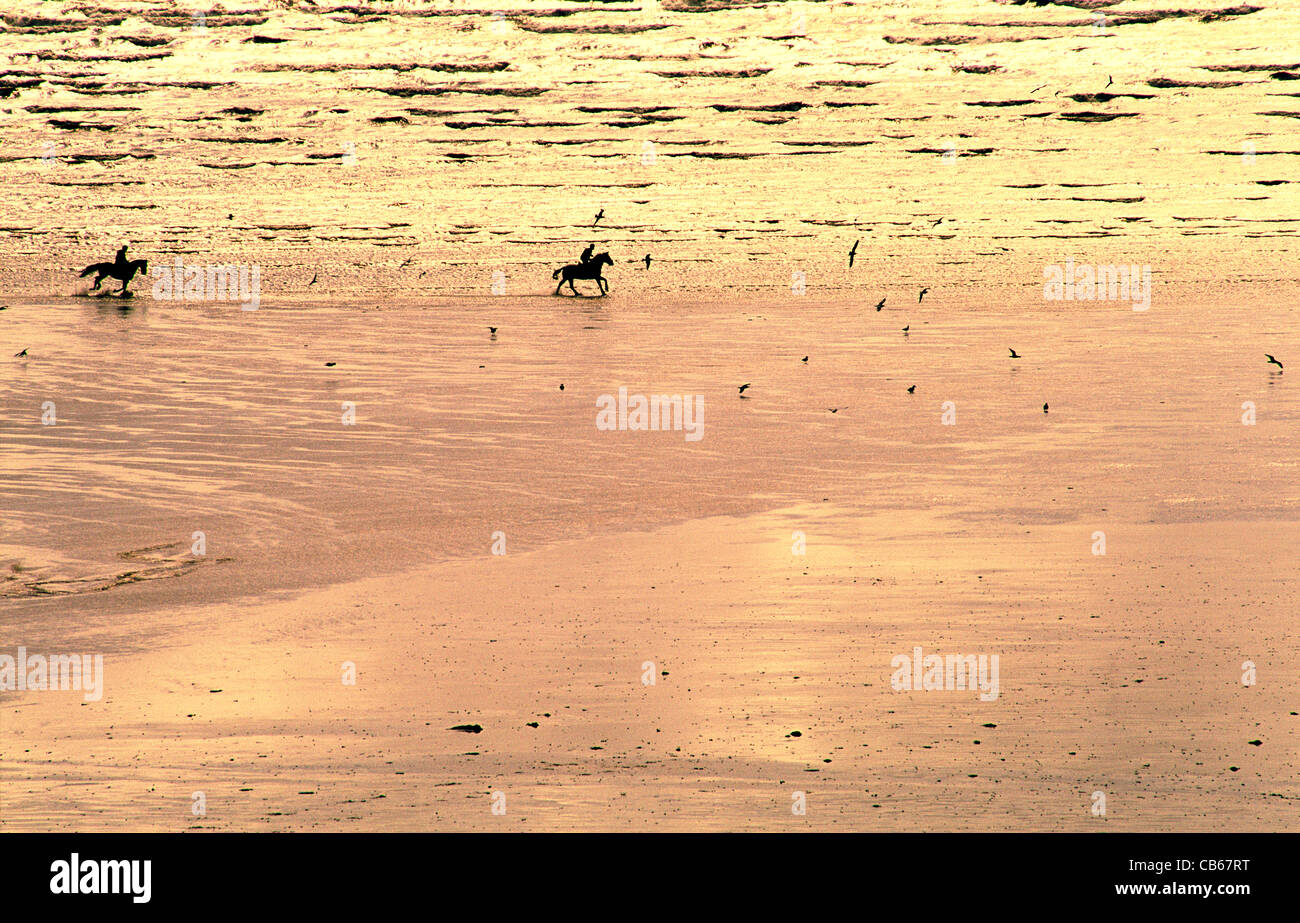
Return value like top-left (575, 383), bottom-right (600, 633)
top-left (580, 243), bottom-right (595, 266)
top-left (114, 244), bottom-right (129, 268)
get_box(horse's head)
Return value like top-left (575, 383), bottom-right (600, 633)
top-left (596, 252), bottom-right (613, 266)
top-left (134, 259), bottom-right (148, 274)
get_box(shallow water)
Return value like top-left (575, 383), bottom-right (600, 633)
top-left (2, 0), bottom-right (1299, 300)
top-left (3, 287), bottom-right (1296, 648)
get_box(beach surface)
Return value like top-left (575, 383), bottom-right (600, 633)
top-left (2, 0), bottom-right (1299, 830)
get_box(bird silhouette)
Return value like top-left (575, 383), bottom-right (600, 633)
top-left (931, 218), bottom-right (943, 228)
top-left (14, 348), bottom-right (28, 357)
top-left (1043, 403), bottom-right (1049, 413)
top-left (1105, 75), bottom-right (1113, 88)
top-left (1266, 353), bottom-right (1284, 370)
top-left (308, 271), bottom-right (318, 286)
top-left (593, 209), bottom-right (605, 226)
top-left (559, 384), bottom-right (565, 391)
top-left (902, 325), bottom-right (910, 334)
top-left (828, 408), bottom-right (839, 414)
top-left (801, 356), bottom-right (808, 362)
top-left (907, 385), bottom-right (916, 394)
top-left (325, 362), bottom-right (336, 367)
top-left (488, 326), bottom-right (498, 335)
top-left (848, 239), bottom-right (859, 268)
top-left (875, 297), bottom-right (885, 311)
top-left (1009, 348), bottom-right (1021, 359)
top-left (918, 287), bottom-right (929, 302)
top-left (643, 254), bottom-right (651, 270)
top-left (738, 383), bottom-right (750, 395)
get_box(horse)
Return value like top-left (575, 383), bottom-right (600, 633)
top-left (80, 258), bottom-right (149, 295)
top-left (552, 252), bottom-right (612, 296)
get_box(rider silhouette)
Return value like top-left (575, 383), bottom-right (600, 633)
top-left (114, 245), bottom-right (128, 267)
top-left (580, 243), bottom-right (595, 265)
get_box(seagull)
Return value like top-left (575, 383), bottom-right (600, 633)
top-left (1009, 348), bottom-right (1021, 359)
top-left (643, 254), bottom-right (651, 270)
top-left (875, 297), bottom-right (885, 311)
top-left (801, 356), bottom-right (808, 362)
top-left (559, 384), bottom-right (564, 391)
top-left (325, 362), bottom-right (336, 367)
top-left (738, 383), bottom-right (750, 395)
top-left (593, 209), bottom-right (605, 226)
top-left (907, 385), bottom-right (916, 394)
top-left (1266, 353), bottom-right (1284, 370)
top-left (1043, 403), bottom-right (1049, 413)
top-left (848, 239), bottom-right (859, 268)
top-left (1105, 75), bottom-right (1113, 88)
top-left (827, 408), bottom-right (839, 414)
top-left (399, 255), bottom-right (414, 268)
top-left (931, 218), bottom-right (943, 228)
top-left (902, 325), bottom-right (910, 334)
top-left (488, 326), bottom-right (498, 335)
top-left (308, 271), bottom-right (318, 286)
top-left (918, 287), bottom-right (929, 302)
top-left (14, 348), bottom-right (28, 358)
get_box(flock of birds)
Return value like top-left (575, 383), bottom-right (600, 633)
top-left (730, 238), bottom-right (1285, 417)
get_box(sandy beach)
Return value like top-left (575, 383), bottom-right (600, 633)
top-left (2, 0), bottom-right (1298, 832)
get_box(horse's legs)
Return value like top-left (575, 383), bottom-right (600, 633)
top-left (90, 272), bottom-right (103, 290)
top-left (569, 278), bottom-right (580, 295)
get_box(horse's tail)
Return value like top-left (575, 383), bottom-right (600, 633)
top-left (79, 263), bottom-right (101, 277)
top-left (552, 267), bottom-right (563, 279)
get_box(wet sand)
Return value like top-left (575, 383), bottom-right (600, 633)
top-left (4, 293), bottom-right (1298, 831)
top-left (4, 504), bottom-right (1296, 831)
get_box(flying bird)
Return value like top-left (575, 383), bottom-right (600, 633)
top-left (918, 287), bottom-right (929, 302)
top-left (902, 325), bottom-right (910, 334)
top-left (738, 383), bottom-right (750, 395)
top-left (1043, 403), bottom-right (1049, 413)
top-left (324, 362), bottom-right (336, 367)
top-left (907, 385), bottom-right (916, 394)
top-left (14, 348), bottom-right (28, 358)
top-left (931, 218), bottom-right (943, 228)
top-left (1008, 348), bottom-right (1021, 359)
top-left (488, 326), bottom-right (498, 335)
top-left (308, 271), bottom-right (318, 286)
top-left (593, 209), bottom-right (605, 226)
top-left (643, 254), bottom-right (651, 270)
top-left (827, 408), bottom-right (839, 414)
top-left (801, 356), bottom-right (808, 362)
top-left (848, 239), bottom-right (859, 268)
top-left (1105, 75), bottom-right (1114, 88)
top-left (875, 297), bottom-right (885, 311)
top-left (1266, 353), bottom-right (1284, 370)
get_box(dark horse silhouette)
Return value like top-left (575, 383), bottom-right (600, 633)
top-left (553, 252), bottom-right (612, 296)
top-left (80, 256), bottom-right (149, 294)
